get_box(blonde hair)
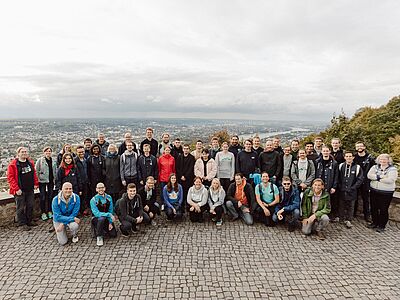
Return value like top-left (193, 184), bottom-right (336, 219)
top-left (211, 178), bottom-right (222, 191)
top-left (376, 153), bottom-right (393, 166)
top-left (107, 144), bottom-right (117, 153)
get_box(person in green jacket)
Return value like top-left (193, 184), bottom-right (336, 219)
top-left (301, 178), bottom-right (331, 240)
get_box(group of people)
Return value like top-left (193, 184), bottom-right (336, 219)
top-left (7, 128), bottom-right (398, 246)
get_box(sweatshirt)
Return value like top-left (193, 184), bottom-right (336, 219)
top-left (215, 151), bottom-right (235, 180)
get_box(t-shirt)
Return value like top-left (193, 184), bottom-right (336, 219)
top-left (297, 159), bottom-right (308, 183)
top-left (18, 160), bottom-right (34, 192)
top-left (255, 183), bottom-right (279, 204)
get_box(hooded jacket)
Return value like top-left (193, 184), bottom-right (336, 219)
top-left (301, 188), bottom-right (331, 220)
top-left (120, 150), bottom-right (138, 181)
top-left (158, 153), bottom-right (176, 183)
top-left (35, 156), bottom-right (57, 184)
top-left (52, 191), bottom-right (80, 224)
top-left (7, 158), bottom-right (39, 195)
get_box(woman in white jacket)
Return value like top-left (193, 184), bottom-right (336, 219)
top-left (367, 153), bottom-right (398, 232)
top-left (194, 149), bottom-right (217, 188)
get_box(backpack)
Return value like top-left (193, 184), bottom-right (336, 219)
top-left (258, 182), bottom-right (276, 203)
top-left (339, 163), bottom-right (360, 177)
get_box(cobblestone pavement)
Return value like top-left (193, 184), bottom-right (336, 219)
top-left (0, 215), bottom-right (399, 300)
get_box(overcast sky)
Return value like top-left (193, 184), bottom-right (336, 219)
top-left (0, 0), bottom-right (399, 121)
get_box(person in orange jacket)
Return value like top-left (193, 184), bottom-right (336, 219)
top-left (158, 146), bottom-right (176, 203)
top-left (7, 147), bottom-right (39, 231)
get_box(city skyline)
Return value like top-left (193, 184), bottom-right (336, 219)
top-left (1, 1), bottom-right (399, 120)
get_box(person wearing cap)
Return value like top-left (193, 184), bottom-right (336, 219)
top-left (35, 146), bottom-right (57, 221)
top-left (90, 182), bottom-right (117, 246)
top-left (7, 146), bottom-right (39, 231)
top-left (52, 182), bottom-right (81, 245)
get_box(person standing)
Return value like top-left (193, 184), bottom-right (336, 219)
top-left (118, 132), bottom-right (138, 155)
top-left (259, 139), bottom-right (281, 185)
top-left (94, 133), bottom-right (110, 156)
top-left (338, 151), bottom-right (364, 228)
top-left (120, 141), bottom-right (139, 187)
top-left (367, 154), bottom-right (398, 233)
top-left (209, 137), bottom-right (221, 160)
top-left (176, 144), bottom-right (196, 206)
top-left (191, 140), bottom-right (204, 160)
top-left (7, 147), bottom-right (39, 230)
top-left (282, 145), bottom-right (293, 178)
top-left (304, 141), bottom-right (319, 162)
top-left (137, 143), bottom-right (158, 187)
top-left (35, 146), bottom-right (57, 221)
top-left (236, 139), bottom-right (259, 183)
top-left (252, 136), bottom-right (264, 156)
top-left (158, 146), bottom-right (176, 195)
top-left (52, 182), bottom-right (81, 245)
top-left (104, 144), bottom-right (122, 204)
top-left (140, 127), bottom-right (158, 157)
top-left (215, 142), bottom-right (235, 195)
top-left (158, 133), bottom-right (172, 156)
top-left (354, 141), bottom-right (375, 221)
top-left (83, 138), bottom-right (93, 159)
top-left (56, 153), bottom-right (81, 194)
top-left (75, 145), bottom-right (90, 215)
top-left (170, 138), bottom-right (183, 160)
top-left (290, 139), bottom-right (300, 160)
top-left (194, 149), bottom-right (217, 188)
top-left (228, 135), bottom-right (243, 161)
top-left (291, 149), bottom-right (315, 192)
top-left (57, 143), bottom-right (75, 167)
top-left (87, 144), bottom-right (105, 199)
top-left (314, 137), bottom-right (324, 156)
top-left (331, 138), bottom-right (345, 164)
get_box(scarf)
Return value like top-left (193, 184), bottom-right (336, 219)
top-left (235, 178), bottom-right (248, 206)
top-left (64, 164), bottom-right (74, 176)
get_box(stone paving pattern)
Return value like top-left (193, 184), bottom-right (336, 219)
top-left (0, 215), bottom-right (399, 300)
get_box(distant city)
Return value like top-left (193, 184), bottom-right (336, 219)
top-left (0, 118), bottom-right (327, 183)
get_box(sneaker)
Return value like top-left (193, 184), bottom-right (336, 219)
top-left (332, 217), bottom-right (340, 223)
top-left (72, 236), bottom-right (79, 243)
top-left (376, 227), bottom-right (385, 233)
top-left (345, 221), bottom-right (352, 229)
top-left (131, 227), bottom-right (139, 234)
top-left (21, 225), bottom-right (31, 231)
top-left (151, 219), bottom-right (157, 227)
top-left (96, 236), bottom-right (104, 246)
top-left (367, 223), bottom-right (378, 229)
top-left (316, 231), bottom-right (326, 240)
top-left (120, 232), bottom-right (129, 237)
top-left (41, 213), bottom-right (48, 221)
top-left (28, 221), bottom-right (38, 227)
top-left (48, 212), bottom-right (53, 219)
top-left (216, 220), bottom-right (223, 227)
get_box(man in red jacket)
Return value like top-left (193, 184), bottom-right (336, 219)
top-left (7, 147), bottom-right (39, 231)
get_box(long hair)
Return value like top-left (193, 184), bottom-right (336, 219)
top-left (60, 153), bottom-right (75, 169)
top-left (167, 173), bottom-right (178, 193)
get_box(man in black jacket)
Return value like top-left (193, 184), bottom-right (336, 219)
top-left (115, 183), bottom-right (149, 236)
top-left (331, 138), bottom-right (345, 164)
top-left (259, 139), bottom-right (282, 185)
top-left (236, 139), bottom-right (259, 183)
top-left (176, 144), bottom-right (195, 207)
top-left (338, 151), bottom-right (364, 228)
top-left (354, 141), bottom-right (375, 221)
top-left (75, 145), bottom-right (89, 214)
top-left (228, 135), bottom-right (243, 161)
top-left (140, 127), bottom-right (158, 157)
top-left (137, 144), bottom-right (158, 187)
top-left (138, 176), bottom-right (160, 226)
top-left (118, 132), bottom-right (138, 155)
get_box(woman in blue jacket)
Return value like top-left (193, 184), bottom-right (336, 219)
top-left (163, 173), bottom-right (184, 220)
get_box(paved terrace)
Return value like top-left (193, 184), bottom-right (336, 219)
top-left (0, 215), bottom-right (399, 300)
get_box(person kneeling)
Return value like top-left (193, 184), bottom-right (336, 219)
top-left (163, 173), bottom-right (184, 221)
top-left (254, 172), bottom-right (280, 226)
top-left (52, 182), bottom-right (81, 245)
top-left (90, 182), bottom-right (117, 246)
top-left (187, 177), bottom-right (208, 222)
top-left (208, 178), bottom-right (225, 227)
top-left (139, 176), bottom-right (161, 226)
top-left (301, 179), bottom-right (331, 240)
top-left (272, 176), bottom-right (300, 232)
top-left (225, 173), bottom-right (255, 225)
top-left (115, 183), bottom-right (148, 237)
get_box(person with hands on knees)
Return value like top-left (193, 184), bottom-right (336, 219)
top-left (273, 176), bottom-right (301, 232)
top-left (187, 177), bottom-right (208, 222)
top-left (52, 182), bottom-right (81, 245)
top-left (90, 182), bottom-right (117, 247)
top-left (208, 178), bottom-right (225, 227)
top-left (138, 176), bottom-right (161, 225)
top-left (254, 172), bottom-right (280, 226)
top-left (301, 179), bottom-right (331, 240)
top-left (163, 173), bottom-right (184, 221)
top-left (115, 183), bottom-right (148, 237)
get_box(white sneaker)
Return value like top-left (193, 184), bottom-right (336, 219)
top-left (96, 236), bottom-right (104, 246)
top-left (72, 236), bottom-right (79, 243)
top-left (345, 220), bottom-right (352, 228)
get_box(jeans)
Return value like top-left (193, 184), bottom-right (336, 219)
top-left (302, 214), bottom-right (329, 235)
top-left (225, 200), bottom-right (253, 225)
top-left (165, 204), bottom-right (184, 220)
top-left (53, 221), bottom-right (79, 245)
top-left (370, 189), bottom-right (394, 228)
top-left (92, 217), bottom-right (117, 238)
top-left (39, 182), bottom-right (54, 213)
top-left (15, 190), bottom-right (34, 225)
top-left (272, 208), bottom-right (300, 225)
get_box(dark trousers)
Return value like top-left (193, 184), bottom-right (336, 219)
top-left (92, 217), bottom-right (117, 238)
top-left (79, 182), bottom-right (90, 213)
top-left (125, 176), bottom-right (138, 185)
top-left (39, 182), bottom-right (54, 213)
top-left (110, 193), bottom-right (120, 206)
top-left (339, 192), bottom-right (356, 221)
top-left (15, 190), bottom-right (34, 225)
top-left (165, 203), bottom-right (184, 220)
top-left (219, 178), bottom-right (231, 198)
top-left (254, 205), bottom-right (276, 226)
top-left (208, 204), bottom-right (224, 222)
top-left (143, 202), bottom-right (161, 217)
top-left (119, 213), bottom-right (150, 235)
top-left (355, 181), bottom-right (371, 218)
top-left (329, 191), bottom-right (339, 218)
top-left (189, 205), bottom-right (207, 222)
top-left (180, 180), bottom-right (192, 212)
top-left (370, 189), bottom-right (394, 228)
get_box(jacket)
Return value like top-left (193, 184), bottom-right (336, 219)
top-left (228, 145), bottom-right (243, 159)
top-left (138, 186), bottom-right (158, 208)
top-left (74, 157), bottom-right (88, 185)
top-left (368, 165), bottom-right (398, 192)
top-left (259, 150), bottom-right (282, 178)
top-left (52, 191), bottom-right (80, 224)
top-left (236, 150), bottom-right (260, 178)
top-left (301, 188), bottom-right (331, 220)
top-left (208, 188), bottom-right (225, 210)
top-left (116, 193), bottom-right (143, 223)
top-left (338, 162), bottom-right (364, 199)
top-left (104, 154), bottom-right (122, 194)
top-left (137, 154), bottom-right (158, 183)
top-left (291, 159), bottom-right (316, 187)
top-left (194, 158), bottom-right (217, 181)
top-left (90, 193), bottom-right (114, 223)
top-left (275, 187), bottom-right (300, 213)
top-left (226, 181), bottom-right (256, 212)
top-left (332, 149), bottom-right (345, 164)
top-left (187, 185), bottom-right (208, 207)
top-left (35, 156), bottom-right (57, 184)
top-left (158, 154), bottom-right (176, 183)
top-left (118, 141), bottom-right (138, 155)
top-left (163, 184), bottom-right (184, 209)
top-left (176, 153), bottom-right (195, 184)
top-left (94, 139), bottom-right (110, 156)
top-left (120, 151), bottom-right (138, 181)
top-left (56, 166), bottom-right (81, 193)
top-left (315, 157), bottom-right (339, 191)
top-left (87, 155), bottom-right (105, 185)
top-left (140, 138), bottom-right (158, 157)
top-left (7, 158), bottom-right (39, 195)
top-left (354, 152), bottom-right (375, 180)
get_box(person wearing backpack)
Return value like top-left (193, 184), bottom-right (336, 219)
top-left (254, 172), bottom-right (280, 226)
top-left (52, 182), bottom-right (81, 245)
top-left (7, 147), bottom-right (39, 231)
top-left (338, 151), bottom-right (364, 228)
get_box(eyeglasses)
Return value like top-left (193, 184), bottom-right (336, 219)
top-left (282, 183), bottom-right (291, 186)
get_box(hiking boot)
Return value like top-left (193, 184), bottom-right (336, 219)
top-left (367, 223), bottom-right (378, 229)
top-left (216, 220), bottom-right (223, 227)
top-left (316, 231), bottom-right (326, 240)
top-left (96, 236), bottom-right (104, 246)
top-left (345, 220), bottom-right (352, 229)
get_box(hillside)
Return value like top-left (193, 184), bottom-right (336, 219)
top-left (303, 96), bottom-right (400, 162)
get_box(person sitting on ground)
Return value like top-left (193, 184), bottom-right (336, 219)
top-left (163, 173), bottom-right (184, 221)
top-left (207, 178), bottom-right (225, 227)
top-left (254, 172), bottom-right (280, 226)
top-left (187, 176), bottom-right (208, 223)
top-left (301, 179), bottom-right (331, 240)
top-left (138, 176), bottom-right (161, 225)
top-left (272, 176), bottom-right (300, 232)
top-left (115, 183), bottom-right (148, 237)
top-left (90, 182), bottom-right (117, 246)
top-left (52, 182), bottom-right (81, 245)
top-left (225, 173), bottom-right (256, 225)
